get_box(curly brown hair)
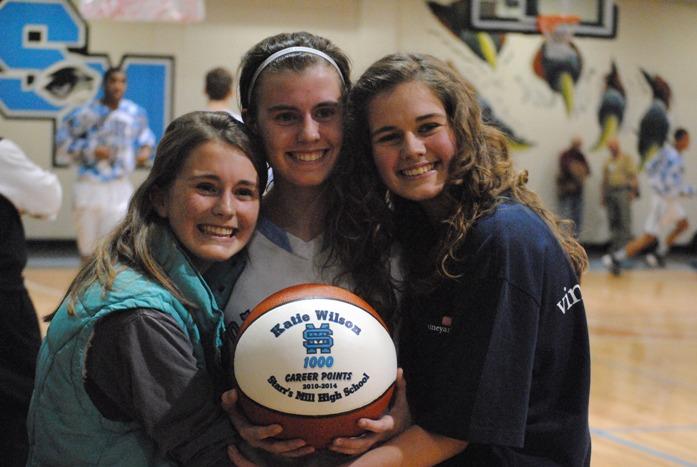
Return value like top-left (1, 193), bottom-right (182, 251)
top-left (341, 53), bottom-right (587, 294)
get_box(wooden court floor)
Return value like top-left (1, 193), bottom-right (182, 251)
top-left (24, 266), bottom-right (697, 466)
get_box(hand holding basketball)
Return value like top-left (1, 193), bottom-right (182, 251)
top-left (329, 368), bottom-right (410, 456)
top-left (233, 284), bottom-right (398, 449)
top-left (221, 388), bottom-right (315, 458)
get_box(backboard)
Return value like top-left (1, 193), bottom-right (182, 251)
top-left (468, 0), bottom-right (618, 38)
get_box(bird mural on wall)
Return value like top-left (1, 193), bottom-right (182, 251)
top-left (592, 61), bottom-right (625, 151)
top-left (44, 66), bottom-right (96, 100)
top-left (532, 23), bottom-right (583, 116)
top-left (33, 62), bottom-right (100, 109)
top-left (427, 0), bottom-right (506, 69)
top-left (479, 96), bottom-right (533, 151)
top-left (444, 60), bottom-right (532, 150)
top-left (637, 68), bottom-right (671, 169)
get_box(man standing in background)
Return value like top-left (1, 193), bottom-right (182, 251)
top-left (601, 138), bottom-right (639, 256)
top-left (557, 136), bottom-right (591, 237)
top-left (56, 67), bottom-right (154, 263)
top-left (203, 67), bottom-right (270, 188)
top-left (204, 66), bottom-right (241, 121)
top-left (0, 137), bottom-right (62, 467)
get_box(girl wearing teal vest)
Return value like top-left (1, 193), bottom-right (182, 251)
top-left (27, 111), bottom-right (267, 466)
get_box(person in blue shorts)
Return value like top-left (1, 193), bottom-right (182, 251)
top-left (342, 53), bottom-right (592, 466)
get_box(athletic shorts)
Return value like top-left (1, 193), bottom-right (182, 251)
top-left (73, 178), bottom-right (132, 257)
top-left (643, 194), bottom-right (686, 236)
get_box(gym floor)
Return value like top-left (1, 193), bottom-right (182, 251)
top-left (25, 245), bottom-right (697, 466)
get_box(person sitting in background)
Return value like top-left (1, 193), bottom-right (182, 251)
top-left (0, 137), bottom-right (62, 467)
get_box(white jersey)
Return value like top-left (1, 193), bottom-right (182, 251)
top-left (223, 216), bottom-right (402, 467)
top-left (223, 217), bottom-right (351, 329)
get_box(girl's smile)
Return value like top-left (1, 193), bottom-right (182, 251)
top-left (153, 140), bottom-right (260, 272)
top-left (368, 80), bottom-right (457, 214)
top-left (253, 64), bottom-right (343, 190)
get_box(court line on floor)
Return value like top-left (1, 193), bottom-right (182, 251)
top-left (604, 424), bottom-right (697, 433)
top-left (588, 259), bottom-right (696, 273)
top-left (592, 428), bottom-right (697, 466)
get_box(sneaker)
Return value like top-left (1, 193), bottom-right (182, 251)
top-left (645, 252), bottom-right (666, 268)
top-left (643, 239), bottom-right (659, 255)
top-left (601, 254), bottom-right (621, 276)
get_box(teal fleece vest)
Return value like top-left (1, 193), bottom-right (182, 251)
top-left (26, 232), bottom-right (226, 466)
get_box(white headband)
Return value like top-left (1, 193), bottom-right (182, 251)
top-left (246, 46), bottom-right (345, 105)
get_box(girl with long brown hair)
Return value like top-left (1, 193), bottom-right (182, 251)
top-left (27, 111), bottom-right (266, 466)
top-left (343, 53), bottom-right (591, 466)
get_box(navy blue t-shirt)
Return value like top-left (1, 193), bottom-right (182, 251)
top-left (399, 202), bottom-right (591, 466)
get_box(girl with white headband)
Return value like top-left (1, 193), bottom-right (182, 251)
top-left (212, 32), bottom-right (407, 466)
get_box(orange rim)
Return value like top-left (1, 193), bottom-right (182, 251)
top-left (536, 14), bottom-right (581, 34)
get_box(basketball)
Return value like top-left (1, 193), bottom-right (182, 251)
top-left (233, 283), bottom-right (397, 448)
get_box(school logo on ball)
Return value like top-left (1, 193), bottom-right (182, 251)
top-left (233, 283), bottom-right (397, 448)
